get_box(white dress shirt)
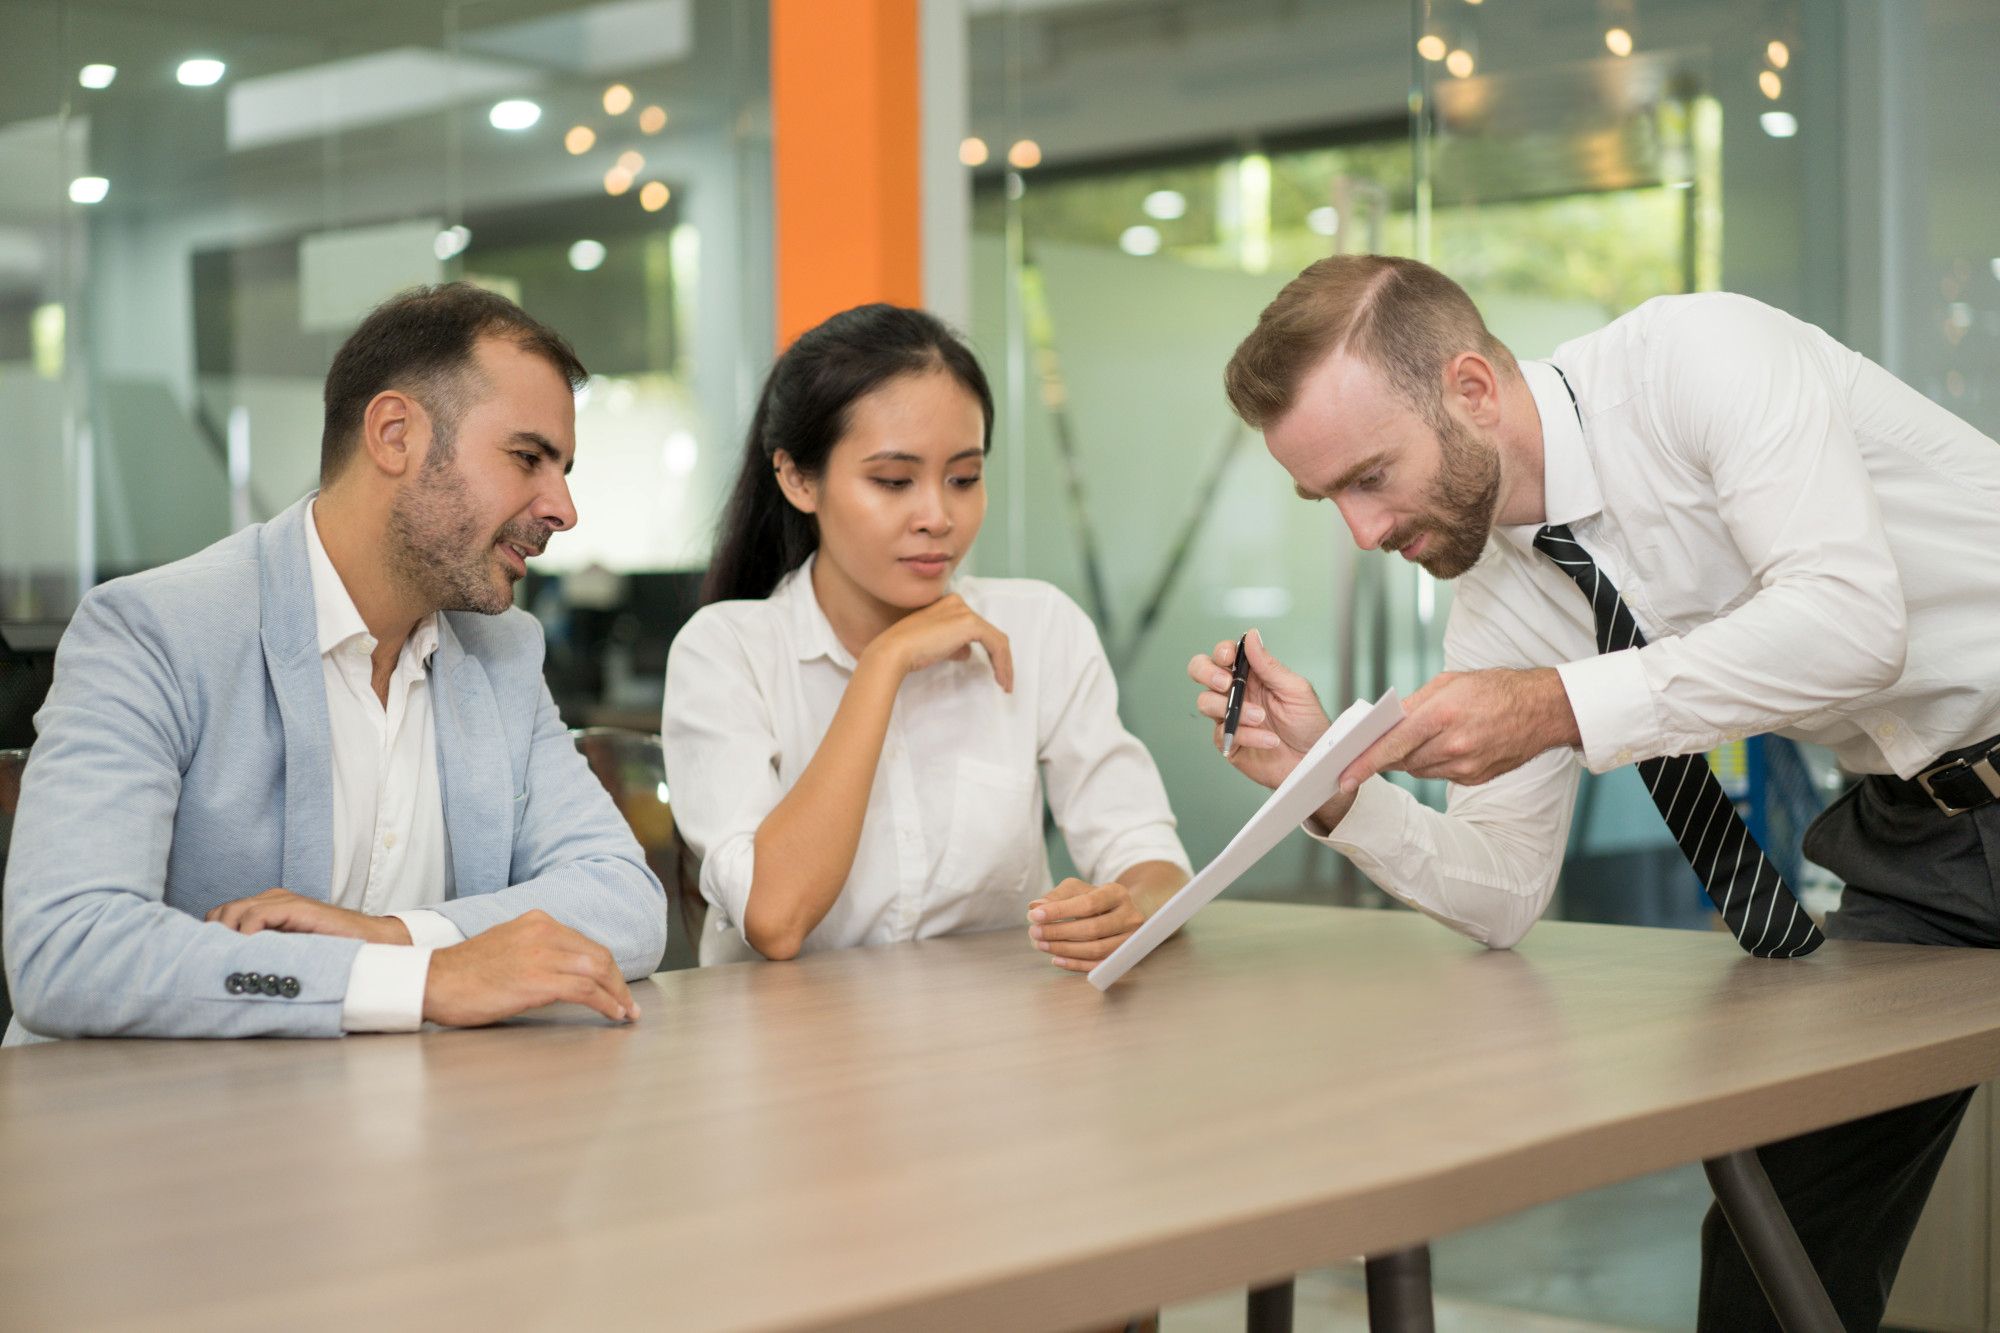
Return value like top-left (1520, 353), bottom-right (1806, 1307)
top-left (662, 558), bottom-right (1191, 961)
top-left (1315, 293), bottom-right (2000, 949)
top-left (305, 503), bottom-right (464, 1030)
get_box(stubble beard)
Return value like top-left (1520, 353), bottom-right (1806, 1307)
top-left (387, 456), bottom-right (520, 616)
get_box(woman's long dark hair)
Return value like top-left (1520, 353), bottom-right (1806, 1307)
top-left (701, 303), bottom-right (995, 605)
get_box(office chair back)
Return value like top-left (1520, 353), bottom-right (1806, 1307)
top-left (570, 728), bottom-right (704, 971)
top-left (0, 748), bottom-right (26, 1031)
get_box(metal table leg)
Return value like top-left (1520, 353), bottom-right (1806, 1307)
top-left (1364, 1245), bottom-right (1434, 1332)
top-left (1703, 1149), bottom-right (1843, 1333)
top-left (1245, 1278), bottom-right (1294, 1333)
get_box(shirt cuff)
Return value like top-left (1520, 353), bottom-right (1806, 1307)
top-left (1556, 649), bottom-right (1656, 774)
top-left (393, 909), bottom-right (466, 950)
top-left (340, 944), bottom-right (435, 1033)
top-left (1303, 774), bottom-right (1409, 854)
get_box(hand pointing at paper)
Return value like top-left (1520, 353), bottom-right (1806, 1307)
top-left (1334, 668), bottom-right (1581, 794)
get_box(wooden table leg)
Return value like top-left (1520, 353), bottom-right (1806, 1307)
top-left (1703, 1150), bottom-right (1843, 1333)
top-left (1245, 1278), bottom-right (1294, 1332)
top-left (1364, 1245), bottom-right (1434, 1332)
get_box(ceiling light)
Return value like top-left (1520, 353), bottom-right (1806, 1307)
top-left (1759, 70), bottom-right (1783, 100)
top-left (639, 105), bottom-right (667, 134)
top-left (604, 167), bottom-right (633, 196)
top-left (1990, 258), bottom-right (2000, 284)
top-left (1142, 189), bottom-right (1186, 221)
top-left (1445, 48), bottom-right (1475, 77)
top-left (489, 99), bottom-right (541, 131)
top-left (1760, 111), bottom-right (1798, 139)
top-left (616, 149), bottom-right (644, 173)
top-left (176, 58), bottom-right (226, 87)
top-left (433, 225), bottom-right (471, 261)
top-left (564, 125), bottom-right (596, 155)
top-left (1767, 40), bottom-right (1791, 69)
top-left (663, 431), bottom-right (698, 477)
top-left (78, 64), bottom-right (117, 90)
top-left (959, 136), bottom-right (989, 167)
top-left (602, 83), bottom-right (633, 115)
top-left (68, 176), bottom-right (109, 204)
top-left (639, 181), bottom-right (670, 212)
top-left (1416, 34), bottom-right (1447, 62)
top-left (1118, 225), bottom-right (1161, 257)
top-left (568, 240), bottom-right (607, 272)
top-left (1604, 27), bottom-right (1634, 57)
top-left (1007, 139), bottom-right (1041, 170)
top-left (1306, 205), bottom-right (1339, 237)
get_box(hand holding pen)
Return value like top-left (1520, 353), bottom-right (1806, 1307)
top-left (1187, 629), bottom-right (1335, 793)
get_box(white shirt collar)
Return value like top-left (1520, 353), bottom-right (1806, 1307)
top-left (1502, 360), bottom-right (1604, 548)
top-left (304, 498), bottom-right (439, 668)
top-left (775, 554), bottom-right (856, 670)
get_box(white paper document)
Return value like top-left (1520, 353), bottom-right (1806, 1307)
top-left (1087, 690), bottom-right (1404, 991)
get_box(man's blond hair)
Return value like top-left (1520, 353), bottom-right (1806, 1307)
top-left (1223, 254), bottom-right (1517, 431)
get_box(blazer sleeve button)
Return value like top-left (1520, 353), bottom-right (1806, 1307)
top-left (280, 977), bottom-right (301, 999)
top-left (261, 974), bottom-right (282, 997)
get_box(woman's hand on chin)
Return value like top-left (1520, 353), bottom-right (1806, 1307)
top-left (862, 593), bottom-right (1014, 692)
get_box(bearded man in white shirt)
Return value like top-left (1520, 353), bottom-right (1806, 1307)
top-left (4, 283), bottom-right (665, 1042)
top-left (1189, 254), bottom-right (2000, 1332)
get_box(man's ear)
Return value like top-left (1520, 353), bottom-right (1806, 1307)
top-left (359, 389), bottom-right (430, 480)
top-left (773, 449), bottom-right (819, 515)
top-left (1445, 351), bottom-right (1504, 428)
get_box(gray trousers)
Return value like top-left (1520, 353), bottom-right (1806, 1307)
top-left (1697, 757), bottom-right (2000, 1332)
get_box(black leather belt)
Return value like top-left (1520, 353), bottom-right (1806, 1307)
top-left (1916, 738), bottom-right (2000, 816)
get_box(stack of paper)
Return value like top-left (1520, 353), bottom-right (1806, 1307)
top-left (1087, 691), bottom-right (1404, 991)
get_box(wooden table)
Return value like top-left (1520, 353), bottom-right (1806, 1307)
top-left (7, 903), bottom-right (2000, 1332)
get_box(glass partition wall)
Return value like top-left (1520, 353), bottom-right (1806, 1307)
top-left (0, 0), bottom-right (773, 711)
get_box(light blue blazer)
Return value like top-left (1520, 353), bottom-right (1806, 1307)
top-left (3, 497), bottom-right (665, 1041)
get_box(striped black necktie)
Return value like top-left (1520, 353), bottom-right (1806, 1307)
top-left (1532, 522), bottom-right (1824, 957)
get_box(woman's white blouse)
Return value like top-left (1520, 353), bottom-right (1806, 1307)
top-left (662, 558), bottom-right (1190, 961)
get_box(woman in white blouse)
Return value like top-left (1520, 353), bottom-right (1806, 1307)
top-left (663, 303), bottom-right (1190, 968)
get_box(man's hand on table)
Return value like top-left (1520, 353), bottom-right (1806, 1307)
top-left (209, 892), bottom-right (639, 1028)
top-left (207, 888), bottom-right (412, 944)
top-left (422, 910), bottom-right (639, 1027)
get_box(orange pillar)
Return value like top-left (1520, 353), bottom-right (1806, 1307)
top-left (771, 0), bottom-right (923, 349)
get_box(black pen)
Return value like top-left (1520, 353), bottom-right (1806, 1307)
top-left (1220, 633), bottom-right (1251, 759)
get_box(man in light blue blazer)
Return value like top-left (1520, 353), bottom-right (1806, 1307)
top-left (4, 284), bottom-right (665, 1042)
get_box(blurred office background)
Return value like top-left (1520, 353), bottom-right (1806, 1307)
top-left (2, 1), bottom-right (1997, 1328)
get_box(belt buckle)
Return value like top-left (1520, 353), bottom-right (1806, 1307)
top-left (1917, 750), bottom-right (2000, 817)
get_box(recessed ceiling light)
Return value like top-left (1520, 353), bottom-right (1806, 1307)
top-left (568, 239), bottom-right (607, 272)
top-left (1760, 111), bottom-right (1799, 138)
top-left (78, 64), bottom-right (117, 90)
top-left (489, 100), bottom-right (541, 131)
top-left (1143, 190), bottom-right (1186, 221)
top-left (68, 176), bottom-right (109, 204)
top-left (176, 58), bottom-right (225, 87)
top-left (1119, 225), bottom-right (1161, 257)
